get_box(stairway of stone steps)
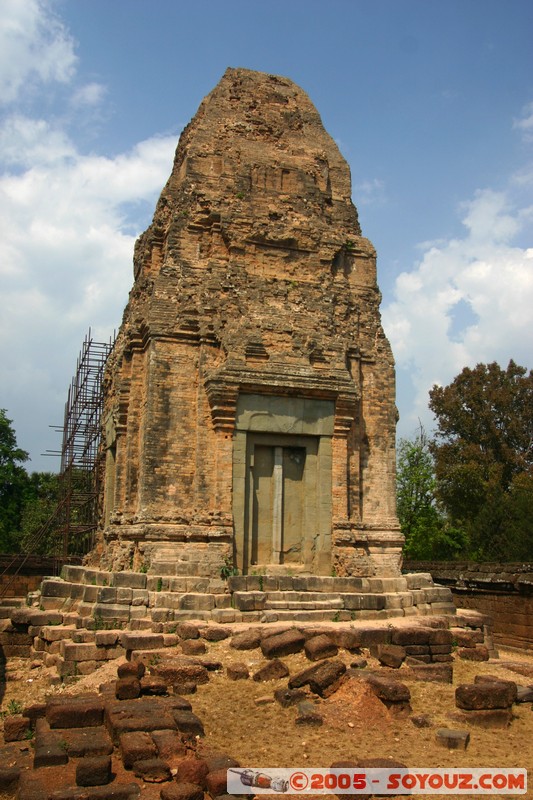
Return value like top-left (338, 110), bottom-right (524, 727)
top-left (24, 564), bottom-right (456, 631)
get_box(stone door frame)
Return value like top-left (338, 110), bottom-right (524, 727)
top-left (232, 393), bottom-right (334, 575)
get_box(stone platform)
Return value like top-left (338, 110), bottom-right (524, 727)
top-left (29, 565), bottom-right (456, 628)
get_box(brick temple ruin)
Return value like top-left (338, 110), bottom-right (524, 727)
top-left (58, 67), bottom-right (454, 623)
top-left (96, 67), bottom-right (402, 580)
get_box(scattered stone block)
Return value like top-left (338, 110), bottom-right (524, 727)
top-left (290, 658), bottom-right (346, 697)
top-left (115, 678), bottom-right (141, 700)
top-left (202, 626), bottom-right (231, 642)
top-left (176, 756), bottom-right (209, 787)
top-left (119, 730), bottom-right (157, 769)
top-left (404, 663), bottom-right (453, 683)
top-left (172, 710), bottom-right (205, 738)
top-left (377, 644), bottom-right (406, 669)
top-left (117, 661), bottom-right (146, 679)
top-left (160, 782), bottom-right (204, 800)
top-left (456, 682), bottom-right (516, 710)
top-left (76, 755), bottom-right (112, 786)
top-left (436, 728), bottom-right (470, 750)
top-left (150, 659), bottom-right (209, 686)
top-left (227, 663), bottom-right (249, 680)
top-left (410, 714), bottom-right (432, 728)
top-left (350, 657), bottom-right (368, 669)
top-left (3, 715), bottom-right (31, 742)
top-left (60, 727), bottom-right (113, 757)
top-left (46, 695), bottom-right (104, 729)
top-left (181, 640), bottom-right (206, 655)
top-left (176, 623), bottom-right (201, 640)
top-left (172, 682), bottom-right (197, 695)
top-left (151, 729), bottom-right (188, 761)
top-left (253, 659), bottom-right (290, 682)
top-left (457, 645), bottom-right (489, 662)
top-left (274, 687), bottom-right (308, 708)
top-left (230, 629), bottom-right (262, 650)
top-left (295, 700), bottom-right (323, 726)
top-left (261, 629), bottom-right (305, 659)
top-left (304, 634), bottom-right (338, 662)
top-left (133, 757), bottom-right (172, 782)
top-left (206, 768), bottom-right (229, 797)
top-left (365, 674), bottom-right (412, 715)
top-left (516, 685), bottom-right (533, 703)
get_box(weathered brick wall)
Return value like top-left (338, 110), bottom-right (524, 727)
top-left (404, 560), bottom-right (533, 650)
top-left (0, 555), bottom-right (80, 598)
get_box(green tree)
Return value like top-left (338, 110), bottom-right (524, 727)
top-left (429, 360), bottom-right (533, 560)
top-left (20, 472), bottom-right (61, 555)
top-left (0, 409), bottom-right (30, 552)
top-left (397, 426), bottom-right (466, 559)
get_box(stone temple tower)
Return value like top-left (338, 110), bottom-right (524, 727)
top-left (97, 67), bottom-right (404, 580)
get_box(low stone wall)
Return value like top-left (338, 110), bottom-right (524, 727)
top-left (404, 561), bottom-right (533, 651)
top-left (0, 555), bottom-right (81, 599)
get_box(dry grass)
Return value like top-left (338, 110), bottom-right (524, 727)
top-left (1, 642), bottom-right (532, 800)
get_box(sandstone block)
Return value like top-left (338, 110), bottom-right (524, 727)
top-left (120, 632), bottom-right (164, 651)
top-left (304, 634), bottom-right (338, 662)
top-left (133, 757), bottom-right (172, 782)
top-left (295, 700), bottom-right (323, 726)
top-left (289, 658), bottom-right (346, 697)
top-left (176, 756), bottom-right (209, 787)
top-left (456, 682), bottom-right (516, 710)
top-left (46, 695), bottom-right (104, 728)
top-left (115, 678), bottom-right (141, 700)
top-left (376, 644), bottom-right (406, 669)
top-left (119, 730), bottom-right (157, 769)
top-left (76, 755), bottom-right (112, 786)
top-left (206, 769), bottom-right (229, 797)
top-left (60, 727), bottom-right (113, 757)
top-left (202, 626), bottom-right (231, 641)
top-left (227, 663), bottom-right (249, 680)
top-left (3, 715), bottom-right (31, 741)
top-left (261, 629), bottom-right (305, 659)
top-left (161, 782), bottom-right (204, 800)
top-left (176, 622), bottom-right (201, 640)
top-left (457, 645), bottom-right (489, 661)
top-left (181, 639), bottom-right (206, 655)
top-left (117, 660), bottom-right (146, 679)
top-left (435, 728), bottom-right (470, 750)
top-left (253, 659), bottom-right (290, 682)
top-left (230, 629), bottom-right (262, 650)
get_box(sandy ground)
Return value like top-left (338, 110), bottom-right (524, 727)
top-left (1, 640), bottom-right (532, 799)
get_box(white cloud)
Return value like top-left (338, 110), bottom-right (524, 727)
top-left (513, 101), bottom-right (533, 143)
top-left (0, 0), bottom-right (77, 104)
top-left (70, 82), bottom-right (107, 108)
top-left (0, 118), bottom-right (176, 465)
top-left (383, 188), bottom-right (533, 438)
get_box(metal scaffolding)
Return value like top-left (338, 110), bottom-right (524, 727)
top-left (41, 329), bottom-right (115, 556)
top-left (55, 330), bottom-right (114, 557)
top-left (0, 330), bottom-right (113, 599)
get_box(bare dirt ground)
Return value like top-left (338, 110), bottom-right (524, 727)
top-left (1, 641), bottom-right (532, 800)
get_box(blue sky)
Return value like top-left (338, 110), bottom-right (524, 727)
top-left (1, 0), bottom-right (532, 472)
